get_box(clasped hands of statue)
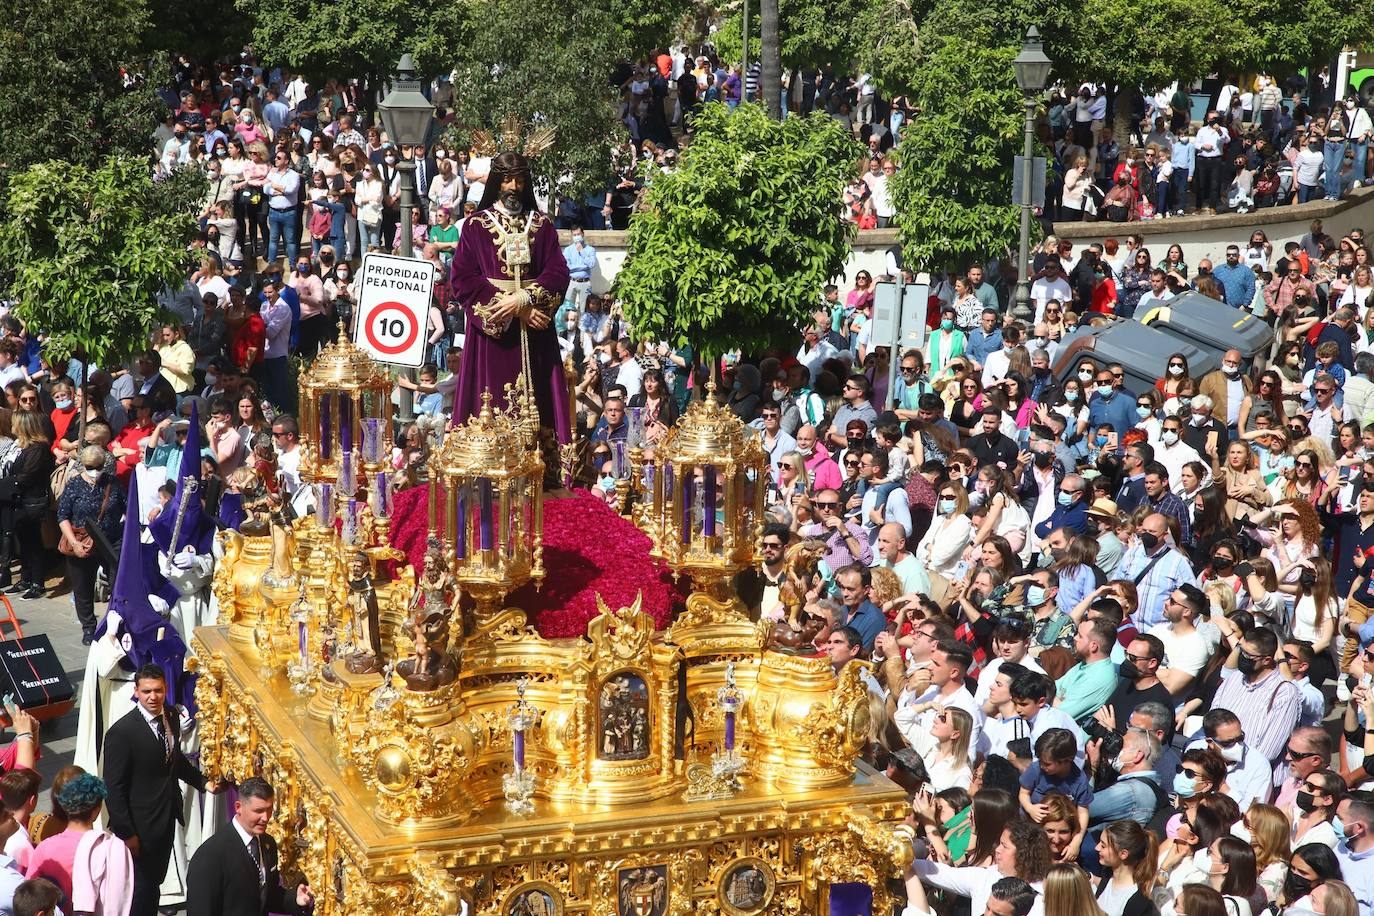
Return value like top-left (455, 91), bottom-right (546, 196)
top-left (487, 292), bottom-right (550, 331)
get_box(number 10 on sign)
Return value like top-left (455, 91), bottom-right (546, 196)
top-left (352, 252), bottom-right (436, 367)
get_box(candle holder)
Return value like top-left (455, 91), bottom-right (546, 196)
top-left (299, 323), bottom-right (394, 487)
top-left (646, 383), bottom-right (767, 611)
top-left (502, 677), bottom-right (538, 815)
top-left (431, 390), bottom-right (544, 633)
top-left (287, 580), bottom-right (315, 697)
top-left (684, 660), bottom-right (746, 801)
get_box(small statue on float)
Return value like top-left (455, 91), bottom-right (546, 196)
top-left (344, 551), bottom-right (383, 674)
top-left (397, 539), bottom-right (457, 690)
top-left (765, 539), bottom-right (829, 654)
top-left (237, 432), bottom-right (281, 537)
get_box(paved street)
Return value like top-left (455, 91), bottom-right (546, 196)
top-left (7, 565), bottom-right (98, 811)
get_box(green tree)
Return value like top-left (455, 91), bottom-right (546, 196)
top-left (0, 158), bottom-right (203, 400)
top-left (716, 0), bottom-right (877, 75)
top-left (614, 104), bottom-right (860, 357)
top-left (442, 0), bottom-right (630, 199)
top-left (885, 15), bottom-right (1026, 273)
top-left (235, 0), bottom-right (451, 88)
top-left (0, 0), bottom-right (163, 170)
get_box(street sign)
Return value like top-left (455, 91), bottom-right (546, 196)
top-left (353, 253), bottom-right (437, 367)
top-left (1011, 156), bottom-right (1047, 208)
top-left (876, 274), bottom-right (932, 408)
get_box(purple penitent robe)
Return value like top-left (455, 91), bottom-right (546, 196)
top-left (450, 206), bottom-right (572, 442)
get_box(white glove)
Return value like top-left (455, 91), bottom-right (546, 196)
top-left (172, 551), bottom-right (196, 570)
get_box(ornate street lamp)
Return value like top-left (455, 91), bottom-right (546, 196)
top-left (376, 54), bottom-right (436, 259)
top-left (1012, 27), bottom-right (1052, 323)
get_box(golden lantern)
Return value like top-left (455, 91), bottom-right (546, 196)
top-left (648, 384), bottom-right (766, 596)
top-left (430, 389), bottom-right (544, 632)
top-left (299, 324), bottom-right (395, 501)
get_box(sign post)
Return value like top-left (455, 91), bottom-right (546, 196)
top-left (352, 252), bottom-right (436, 368)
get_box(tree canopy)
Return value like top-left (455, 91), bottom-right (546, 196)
top-left (0, 159), bottom-right (204, 371)
top-left (0, 0), bottom-right (163, 170)
top-left (615, 104), bottom-right (859, 357)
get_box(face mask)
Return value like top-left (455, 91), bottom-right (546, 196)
top-left (940, 318), bottom-right (954, 330)
top-left (1190, 413), bottom-right (1208, 427)
top-left (1034, 451), bottom-right (1054, 470)
top-left (572, 235), bottom-right (584, 244)
top-left (385, 156), bottom-right (397, 165)
top-left (1119, 659), bottom-right (1140, 681)
top-left (1178, 396), bottom-right (1192, 408)
top-left (1284, 873), bottom-right (1314, 902)
top-left (435, 150), bottom-right (446, 159)
top-left (337, 269), bottom-right (350, 280)
top-left (1065, 390), bottom-right (1078, 402)
top-left (1172, 772), bottom-right (1198, 797)
top-left (1296, 790), bottom-right (1318, 812)
top-left (1079, 371), bottom-right (1095, 382)
top-left (1217, 743), bottom-right (1244, 765)
top-left (1094, 434), bottom-right (1108, 447)
top-left (1097, 385), bottom-right (1113, 398)
top-left (1126, 158), bottom-right (1136, 166)
top-left (938, 498), bottom-right (956, 515)
top-left (1231, 822), bottom-right (1253, 843)
top-left (1223, 364), bottom-right (1241, 377)
top-left (362, 171), bottom-right (373, 180)
top-left (1025, 585), bottom-right (1046, 607)
top-left (1211, 555), bottom-right (1233, 570)
top-left (1168, 365), bottom-right (1184, 377)
top-left (1137, 405), bottom-right (1153, 420)
top-left (53, 398), bottom-right (73, 411)
top-left (1299, 571), bottom-right (1317, 589)
top-left (1057, 490), bottom-right (1073, 507)
top-left (599, 476), bottom-right (617, 491)
top-left (83, 467), bottom-right (101, 481)
top-left (1110, 755), bottom-right (1128, 772)
top-left (1161, 431), bottom-right (1179, 445)
top-left (216, 148), bottom-right (228, 158)
top-left (297, 263), bottom-right (309, 273)
top-left (1332, 816), bottom-right (1348, 844)
top-left (1347, 101), bottom-right (1357, 110)
top-left (1236, 654), bottom-right (1258, 678)
top-left (1139, 531), bottom-right (1159, 552)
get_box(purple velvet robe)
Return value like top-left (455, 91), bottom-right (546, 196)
top-left (450, 208), bottom-right (572, 442)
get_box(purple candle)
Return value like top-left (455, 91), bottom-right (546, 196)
top-left (513, 727), bottom-right (526, 771)
top-left (703, 466), bottom-right (717, 537)
top-left (340, 451), bottom-right (354, 495)
top-left (680, 477), bottom-right (693, 545)
top-left (318, 394), bottom-right (332, 461)
top-left (339, 397), bottom-right (353, 453)
top-left (478, 478), bottom-right (494, 550)
top-left (375, 472), bottom-right (390, 518)
top-left (363, 418), bottom-right (381, 463)
top-left (298, 621), bottom-right (308, 663)
top-left (724, 707), bottom-right (736, 752)
top-left (456, 489), bottom-right (468, 559)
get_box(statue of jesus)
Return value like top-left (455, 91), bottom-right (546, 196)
top-left (450, 151), bottom-right (571, 447)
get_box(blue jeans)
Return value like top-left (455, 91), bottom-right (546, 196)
top-left (361, 221), bottom-right (382, 251)
top-left (1324, 140), bottom-right (1347, 198)
top-left (267, 207), bottom-right (297, 264)
top-left (1154, 180), bottom-right (1169, 215)
top-left (1299, 182), bottom-right (1323, 204)
top-left (1353, 137), bottom-right (1369, 184)
top-left (1169, 168), bottom-right (1189, 212)
top-left (313, 200), bottom-right (346, 257)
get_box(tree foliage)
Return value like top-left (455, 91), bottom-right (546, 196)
top-left (0, 158), bottom-right (204, 370)
top-left (615, 104), bottom-right (860, 357)
top-left (235, 0), bottom-right (451, 87)
top-left (886, 9), bottom-right (1026, 273)
top-left (443, 0), bottom-right (630, 199)
top-left (715, 0), bottom-right (877, 74)
top-left (0, 0), bottom-right (163, 170)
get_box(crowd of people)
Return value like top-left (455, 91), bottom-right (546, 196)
top-left (1, 38), bottom-right (1373, 916)
top-left (1047, 78), bottom-right (1371, 223)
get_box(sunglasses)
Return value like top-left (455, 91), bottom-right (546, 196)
top-left (813, 501), bottom-right (839, 509)
top-left (1285, 748), bottom-right (1322, 760)
top-left (1209, 733), bottom-right (1245, 748)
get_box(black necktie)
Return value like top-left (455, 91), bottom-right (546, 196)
top-left (248, 838), bottom-right (265, 885)
top-left (155, 714), bottom-right (171, 763)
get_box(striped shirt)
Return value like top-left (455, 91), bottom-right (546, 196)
top-left (1114, 542), bottom-right (1199, 630)
top-left (1210, 667), bottom-right (1301, 763)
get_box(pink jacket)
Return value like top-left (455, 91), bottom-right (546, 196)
top-left (803, 450), bottom-right (843, 492)
top-left (71, 829), bottom-right (133, 916)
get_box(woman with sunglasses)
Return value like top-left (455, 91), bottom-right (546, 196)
top-left (766, 450), bottom-right (809, 526)
top-left (1237, 371), bottom-right (1288, 433)
top-left (917, 479), bottom-right (974, 582)
top-left (949, 375), bottom-right (986, 444)
top-left (1288, 768), bottom-right (1343, 848)
top-left (1118, 248), bottom-right (1154, 320)
top-left (1279, 448), bottom-right (1327, 505)
top-left (922, 707), bottom-right (974, 792)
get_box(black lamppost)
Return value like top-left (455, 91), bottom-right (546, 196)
top-left (377, 53), bottom-right (435, 259)
top-left (1012, 27), bottom-right (1052, 323)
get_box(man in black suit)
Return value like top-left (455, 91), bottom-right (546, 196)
top-left (104, 663), bottom-right (218, 916)
top-left (187, 777), bottom-right (313, 916)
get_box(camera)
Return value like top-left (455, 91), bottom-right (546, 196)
top-left (1080, 715), bottom-right (1124, 762)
